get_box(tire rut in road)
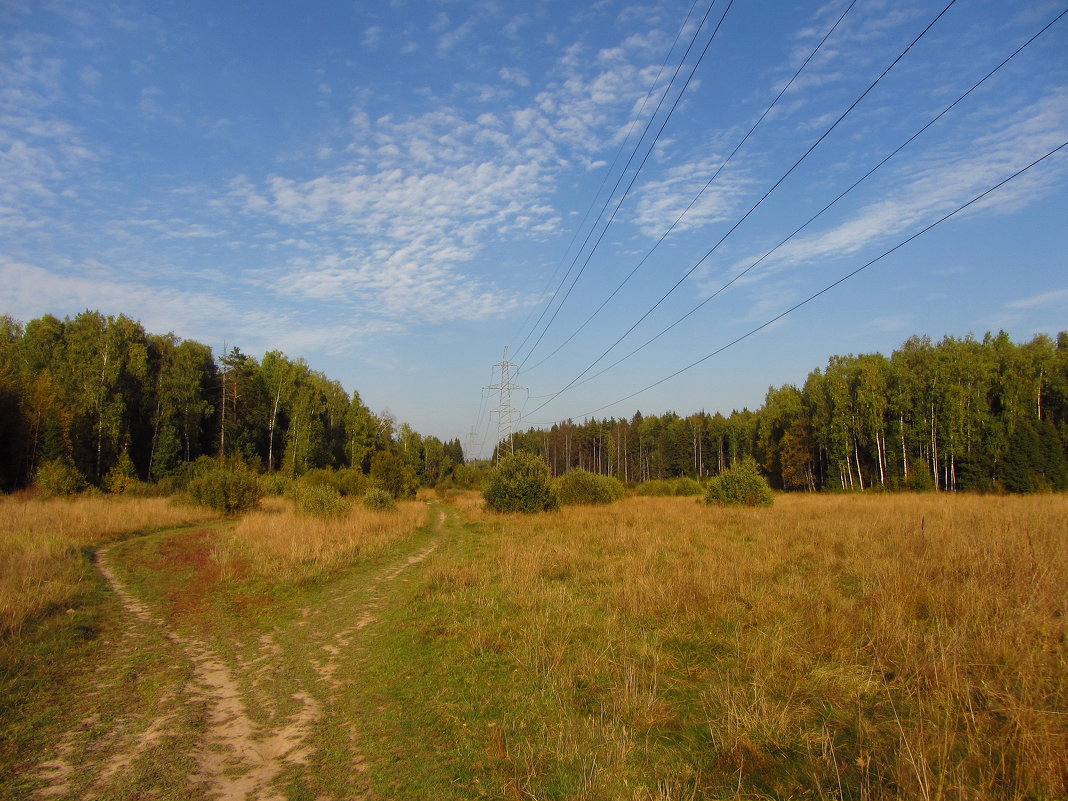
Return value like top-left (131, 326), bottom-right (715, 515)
top-left (33, 527), bottom-right (443, 801)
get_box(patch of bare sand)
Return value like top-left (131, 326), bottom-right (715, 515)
top-left (35, 544), bottom-right (325, 801)
top-left (189, 643), bottom-right (320, 801)
top-left (34, 740), bottom-right (76, 799)
top-left (35, 532), bottom-right (440, 800)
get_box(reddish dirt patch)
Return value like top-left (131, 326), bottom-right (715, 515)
top-left (135, 529), bottom-right (224, 622)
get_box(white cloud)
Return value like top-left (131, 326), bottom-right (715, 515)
top-left (0, 256), bottom-right (237, 337)
top-left (1008, 288), bottom-right (1068, 309)
top-left (0, 256), bottom-right (403, 358)
top-left (429, 12), bottom-right (450, 33)
top-left (437, 19), bottom-right (473, 52)
top-left (736, 91), bottom-right (1068, 276)
top-left (503, 14), bottom-right (528, 39)
top-left (78, 65), bottom-right (101, 88)
top-left (631, 155), bottom-right (751, 237)
top-left (499, 67), bottom-right (529, 87)
top-left (223, 40), bottom-right (677, 323)
top-left (361, 25), bottom-right (383, 49)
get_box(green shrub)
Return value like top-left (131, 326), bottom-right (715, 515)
top-left (298, 467), bottom-right (336, 487)
top-left (633, 477), bottom-right (705, 497)
top-left (673, 476), bottom-right (703, 496)
top-left (451, 463), bottom-right (487, 489)
top-left (362, 487), bottom-right (396, 511)
top-left (154, 474), bottom-right (184, 496)
top-left (333, 467), bottom-right (369, 496)
top-left (187, 463), bottom-right (263, 514)
top-left (554, 469), bottom-right (625, 505)
top-left (705, 458), bottom-right (774, 507)
top-left (483, 452), bottom-right (558, 513)
top-left (33, 459), bottom-right (86, 498)
top-left (290, 481), bottom-right (350, 518)
top-left (905, 462), bottom-right (935, 493)
top-left (370, 451), bottom-right (418, 499)
top-left (104, 451), bottom-right (138, 494)
top-left (121, 480), bottom-right (162, 498)
top-left (634, 479), bottom-right (674, 497)
top-left (258, 471), bottom-right (291, 496)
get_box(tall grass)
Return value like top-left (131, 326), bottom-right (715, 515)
top-left (409, 492), bottom-right (1067, 799)
top-left (214, 497), bottom-right (428, 582)
top-left (0, 496), bottom-right (216, 637)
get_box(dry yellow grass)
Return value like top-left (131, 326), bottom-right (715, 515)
top-left (214, 496), bottom-right (428, 581)
top-left (0, 495), bottom-right (216, 637)
top-left (419, 491), bottom-right (1067, 799)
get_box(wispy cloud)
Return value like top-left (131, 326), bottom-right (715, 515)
top-left (631, 155), bottom-right (752, 237)
top-left (222, 32), bottom-right (680, 326)
top-left (0, 36), bottom-right (99, 232)
top-left (362, 25), bottom-right (384, 49)
top-left (1008, 288), bottom-right (1068, 309)
top-left (436, 19), bottom-right (474, 53)
top-left (0, 257), bottom-right (402, 356)
top-left (499, 67), bottom-right (529, 87)
top-left (735, 91), bottom-right (1068, 275)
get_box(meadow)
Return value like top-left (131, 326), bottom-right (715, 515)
top-left (395, 492), bottom-right (1067, 799)
top-left (1, 490), bottom-right (1065, 800)
top-left (0, 495), bottom-right (217, 638)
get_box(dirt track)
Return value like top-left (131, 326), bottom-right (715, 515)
top-left (32, 523), bottom-right (441, 801)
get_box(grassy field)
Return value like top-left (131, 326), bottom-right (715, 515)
top-left (362, 492), bottom-right (1067, 800)
top-left (1, 491), bottom-right (1065, 800)
top-left (0, 495), bottom-right (217, 637)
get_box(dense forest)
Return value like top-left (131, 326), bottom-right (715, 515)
top-left (1, 311), bottom-right (1065, 495)
top-left (506, 331), bottom-right (1068, 493)
top-left (0, 311), bottom-right (463, 492)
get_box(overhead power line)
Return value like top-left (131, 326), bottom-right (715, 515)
top-left (538, 139), bottom-right (1068, 423)
top-left (524, 0), bottom-right (960, 419)
top-left (521, 0), bottom-right (861, 375)
top-left (543, 5), bottom-right (1068, 400)
top-left (515, 0), bottom-right (736, 368)
top-left (508, 0), bottom-right (704, 358)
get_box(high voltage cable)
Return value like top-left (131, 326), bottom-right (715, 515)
top-left (512, 0), bottom-right (719, 363)
top-left (515, 0), bottom-right (735, 367)
top-left (521, 0), bottom-right (860, 375)
top-left (508, 0), bottom-right (703, 356)
top-left (517, 0), bottom-right (733, 367)
top-left (529, 140), bottom-right (1068, 424)
top-left (537, 6), bottom-right (1068, 402)
top-left (524, 0), bottom-right (959, 418)
top-left (467, 365), bottom-right (495, 459)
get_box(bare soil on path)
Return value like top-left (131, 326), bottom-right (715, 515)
top-left (28, 512), bottom-right (443, 801)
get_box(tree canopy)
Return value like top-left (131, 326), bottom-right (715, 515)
top-left (1, 311), bottom-right (1063, 495)
top-left (0, 311), bottom-right (464, 491)
top-left (502, 331), bottom-right (1068, 494)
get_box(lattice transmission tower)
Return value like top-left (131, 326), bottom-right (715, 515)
top-left (484, 346), bottom-right (524, 463)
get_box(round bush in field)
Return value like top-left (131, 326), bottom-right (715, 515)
top-left (554, 468), bottom-right (625, 505)
top-left (362, 487), bottom-right (396, 511)
top-left (370, 451), bottom-right (418, 499)
top-left (483, 451), bottom-right (558, 513)
top-left (187, 463), bottom-right (263, 514)
top-left (673, 476), bottom-right (703, 496)
top-left (290, 481), bottom-right (349, 518)
top-left (634, 479), bottom-right (673, 497)
top-left (258, 471), bottom-right (291, 497)
top-left (705, 457), bottom-right (774, 507)
top-left (34, 459), bottom-right (86, 498)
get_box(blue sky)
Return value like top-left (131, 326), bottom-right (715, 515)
top-left (2, 0), bottom-right (1066, 456)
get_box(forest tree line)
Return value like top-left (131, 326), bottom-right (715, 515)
top-left (504, 332), bottom-right (1068, 493)
top-left (0, 311), bottom-right (463, 492)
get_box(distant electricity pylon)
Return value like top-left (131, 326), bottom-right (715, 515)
top-left (465, 426), bottom-right (479, 463)
top-left (484, 346), bottom-right (524, 463)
